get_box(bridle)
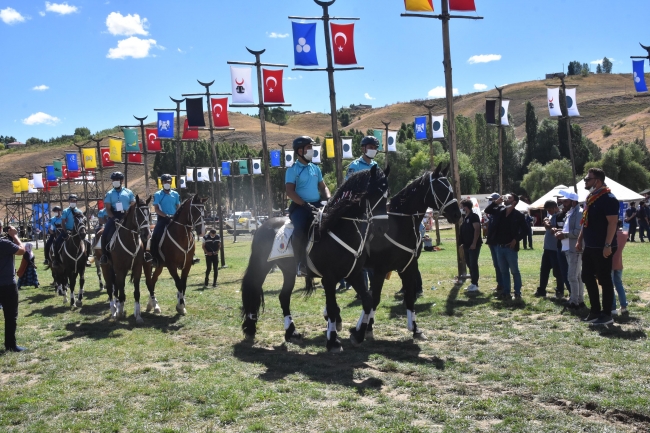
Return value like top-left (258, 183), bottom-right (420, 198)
top-left (113, 204), bottom-right (146, 271)
top-left (159, 198), bottom-right (204, 270)
top-left (63, 216), bottom-right (87, 274)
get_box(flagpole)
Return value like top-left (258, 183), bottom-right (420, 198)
top-left (486, 86), bottom-right (505, 194)
top-left (423, 101), bottom-right (442, 246)
top-left (249, 158), bottom-right (258, 232)
top-left (74, 142), bottom-right (91, 229)
top-left (382, 120), bottom-right (390, 170)
top-left (134, 115), bottom-right (151, 199)
top-left (279, 144), bottom-right (288, 212)
top-left (546, 73), bottom-right (578, 194)
top-left (89, 137), bottom-right (106, 195)
top-left (154, 99), bottom-right (186, 192)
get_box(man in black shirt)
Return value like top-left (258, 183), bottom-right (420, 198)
top-left (484, 193), bottom-right (528, 300)
top-left (202, 229), bottom-right (221, 287)
top-left (485, 193), bottom-right (505, 295)
top-left (460, 199), bottom-right (482, 292)
top-left (638, 202), bottom-right (650, 242)
top-left (624, 202), bottom-right (637, 242)
top-left (577, 168), bottom-right (619, 326)
top-left (0, 222), bottom-right (27, 353)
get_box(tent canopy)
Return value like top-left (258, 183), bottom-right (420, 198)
top-left (529, 178), bottom-right (644, 210)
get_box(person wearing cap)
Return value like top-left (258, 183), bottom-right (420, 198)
top-left (522, 210), bottom-right (534, 250)
top-left (577, 168), bottom-right (619, 326)
top-left (485, 192), bottom-right (505, 295)
top-left (638, 201), bottom-right (650, 242)
top-left (346, 136), bottom-right (379, 180)
top-left (0, 221), bottom-right (27, 352)
top-left (286, 136), bottom-right (331, 275)
top-left (144, 174), bottom-right (181, 266)
top-left (534, 200), bottom-right (565, 298)
top-left (624, 201), bottom-right (637, 242)
top-left (51, 195), bottom-right (83, 267)
top-left (43, 205), bottom-right (63, 266)
top-left (554, 190), bottom-right (585, 309)
top-left (100, 172), bottom-right (136, 264)
top-left (202, 229), bottom-right (221, 287)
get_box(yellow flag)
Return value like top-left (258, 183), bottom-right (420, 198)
top-left (109, 139), bottom-right (123, 162)
top-left (12, 181), bottom-right (21, 194)
top-left (326, 138), bottom-right (334, 158)
top-left (82, 148), bottom-right (97, 169)
top-left (404, 0), bottom-right (434, 11)
top-left (171, 176), bottom-right (177, 189)
top-left (20, 178), bottom-right (29, 192)
top-left (157, 178), bottom-right (162, 189)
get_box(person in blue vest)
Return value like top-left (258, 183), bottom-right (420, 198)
top-left (286, 136), bottom-right (331, 275)
top-left (43, 205), bottom-right (62, 266)
top-left (51, 195), bottom-right (84, 267)
top-left (345, 136), bottom-right (379, 180)
top-left (100, 172), bottom-right (136, 264)
top-left (144, 174), bottom-right (181, 265)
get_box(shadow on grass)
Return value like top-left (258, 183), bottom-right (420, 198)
top-left (588, 324), bottom-right (647, 340)
top-left (26, 304), bottom-right (70, 317)
top-left (57, 313), bottom-right (184, 342)
top-left (444, 282), bottom-right (492, 315)
top-left (24, 292), bottom-right (56, 304)
top-left (389, 302), bottom-right (436, 319)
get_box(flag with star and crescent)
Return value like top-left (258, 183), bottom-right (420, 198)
top-left (263, 69), bottom-right (285, 103)
top-left (330, 23), bottom-right (357, 65)
top-left (145, 128), bottom-right (161, 152)
top-left (211, 97), bottom-right (230, 127)
top-left (230, 66), bottom-right (254, 104)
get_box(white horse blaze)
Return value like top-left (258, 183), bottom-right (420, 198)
top-left (407, 310), bottom-right (416, 331)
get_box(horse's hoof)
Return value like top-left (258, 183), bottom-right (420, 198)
top-left (350, 333), bottom-right (361, 347)
top-left (135, 317), bottom-right (144, 325)
top-left (413, 331), bottom-right (427, 341)
top-left (336, 321), bottom-right (342, 332)
top-left (365, 330), bottom-right (375, 341)
top-left (154, 306), bottom-right (161, 314)
top-left (327, 343), bottom-right (343, 353)
top-left (176, 305), bottom-right (187, 315)
top-left (243, 332), bottom-right (255, 341)
top-left (75, 300), bottom-right (83, 308)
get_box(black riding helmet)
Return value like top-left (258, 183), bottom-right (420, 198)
top-left (110, 171), bottom-right (125, 181)
top-left (292, 136), bottom-right (315, 151)
top-left (68, 194), bottom-right (78, 201)
top-left (52, 205), bottom-right (62, 212)
top-left (160, 173), bottom-right (173, 182)
top-left (360, 136), bottom-right (380, 148)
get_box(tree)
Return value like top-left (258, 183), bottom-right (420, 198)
top-left (269, 107), bottom-right (288, 126)
top-left (0, 135), bottom-right (16, 145)
top-left (433, 151), bottom-right (480, 194)
top-left (26, 137), bottom-right (45, 146)
top-left (74, 127), bottom-right (91, 137)
top-left (602, 57), bottom-right (613, 74)
top-left (596, 64), bottom-right (602, 74)
top-left (533, 119), bottom-right (561, 165)
top-left (567, 61), bottom-right (582, 76)
top-left (523, 101), bottom-right (538, 168)
top-left (521, 159), bottom-right (575, 201)
top-left (337, 108), bottom-right (351, 127)
top-left (581, 63), bottom-right (590, 77)
top-left (584, 144), bottom-right (650, 192)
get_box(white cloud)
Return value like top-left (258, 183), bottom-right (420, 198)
top-left (468, 54), bottom-right (502, 64)
top-left (32, 85), bottom-right (49, 91)
top-left (107, 36), bottom-right (158, 59)
top-left (23, 112), bottom-right (60, 125)
top-left (591, 58), bottom-right (615, 65)
top-left (284, 76), bottom-right (300, 81)
top-left (364, 93), bottom-right (376, 100)
top-left (45, 2), bottom-right (78, 15)
top-left (177, 48), bottom-right (184, 53)
top-left (267, 32), bottom-right (289, 38)
top-left (1, 7), bottom-right (26, 24)
top-left (474, 83), bottom-right (488, 91)
top-left (106, 12), bottom-right (148, 36)
top-left (428, 86), bottom-right (458, 98)
top-left (39, 11), bottom-right (46, 16)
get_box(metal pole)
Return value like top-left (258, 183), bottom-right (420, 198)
top-left (382, 120), bottom-right (391, 169)
top-left (134, 115), bottom-right (151, 198)
top-left (496, 86), bottom-right (504, 195)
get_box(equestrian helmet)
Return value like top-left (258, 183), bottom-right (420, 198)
top-left (68, 194), bottom-right (78, 201)
top-left (110, 171), bottom-right (125, 180)
top-left (361, 136), bottom-right (380, 148)
top-left (52, 205), bottom-right (62, 212)
top-left (292, 136), bottom-right (315, 151)
top-left (160, 174), bottom-right (173, 182)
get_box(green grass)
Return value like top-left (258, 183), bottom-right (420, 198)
top-left (1, 236), bottom-right (649, 432)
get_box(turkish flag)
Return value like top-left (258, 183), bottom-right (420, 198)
top-left (182, 119), bottom-right (199, 140)
top-left (98, 200), bottom-right (104, 210)
top-left (128, 153), bottom-right (142, 164)
top-left (146, 128), bottom-right (161, 152)
top-left (62, 165), bottom-right (68, 180)
top-left (211, 97), bottom-right (230, 127)
top-left (263, 69), bottom-right (285, 103)
top-left (100, 147), bottom-right (114, 168)
top-left (330, 23), bottom-right (357, 65)
top-left (449, 0), bottom-right (476, 11)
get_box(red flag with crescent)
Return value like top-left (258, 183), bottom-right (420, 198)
top-left (128, 140), bottom-right (143, 164)
top-left (100, 147), bottom-right (114, 168)
top-left (330, 23), bottom-right (357, 65)
top-left (182, 119), bottom-right (199, 140)
top-left (449, 0), bottom-right (476, 11)
top-left (211, 97), bottom-right (230, 127)
top-left (145, 128), bottom-right (161, 152)
top-left (263, 69), bottom-right (285, 103)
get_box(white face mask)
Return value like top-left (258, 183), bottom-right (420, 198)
top-left (113, 181), bottom-right (122, 188)
top-left (365, 149), bottom-right (378, 159)
top-left (163, 183), bottom-right (171, 191)
top-left (69, 203), bottom-right (76, 208)
top-left (588, 187), bottom-right (595, 193)
top-left (460, 208), bottom-right (466, 215)
top-left (505, 204), bottom-right (513, 209)
top-left (303, 149), bottom-right (314, 161)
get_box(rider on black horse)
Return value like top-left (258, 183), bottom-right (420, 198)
top-left (99, 172), bottom-right (136, 264)
top-left (144, 173), bottom-right (181, 267)
top-left (50, 195), bottom-right (84, 267)
top-left (43, 205), bottom-right (62, 266)
top-left (285, 136), bottom-right (331, 276)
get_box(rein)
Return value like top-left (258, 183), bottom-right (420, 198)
top-left (113, 204), bottom-right (149, 271)
top-left (159, 201), bottom-right (204, 269)
top-left (63, 220), bottom-right (87, 274)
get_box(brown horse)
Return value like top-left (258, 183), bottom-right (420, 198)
top-left (151, 194), bottom-right (207, 315)
top-left (99, 195), bottom-right (156, 323)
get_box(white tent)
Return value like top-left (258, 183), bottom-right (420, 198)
top-left (529, 179), bottom-right (643, 210)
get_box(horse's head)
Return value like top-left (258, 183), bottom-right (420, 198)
top-left (426, 163), bottom-right (461, 224)
top-left (366, 165), bottom-right (390, 236)
top-left (184, 194), bottom-right (208, 228)
top-left (73, 212), bottom-right (87, 240)
top-left (135, 195), bottom-right (152, 242)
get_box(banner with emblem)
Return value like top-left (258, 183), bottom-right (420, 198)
top-left (157, 112), bottom-right (174, 138)
top-left (325, 138), bottom-right (334, 158)
top-left (387, 130), bottom-right (398, 152)
top-left (20, 178), bottom-right (29, 192)
top-left (128, 152), bottom-right (142, 164)
top-left (211, 97), bottom-right (230, 127)
top-left (46, 165), bottom-right (56, 181)
top-left (124, 128), bottom-right (139, 152)
top-left (65, 153), bottom-right (79, 171)
top-left (28, 179), bottom-right (37, 193)
top-left (33, 173), bottom-right (44, 189)
top-left (100, 147), bottom-right (114, 167)
top-left (285, 150), bottom-right (295, 167)
top-left (12, 181), bottom-right (21, 194)
top-left (547, 88), bottom-right (562, 117)
top-left (450, 0), bottom-right (476, 11)
top-left (342, 138), bottom-right (353, 159)
top-left (633, 60), bottom-right (648, 93)
top-left (180, 176), bottom-right (187, 189)
top-left (238, 160), bottom-right (249, 175)
top-left (53, 160), bottom-right (63, 178)
top-left (230, 66), bottom-right (254, 104)
top-left (404, 0), bottom-right (434, 12)
top-left (221, 161), bottom-right (231, 176)
top-left (415, 116), bottom-right (428, 140)
top-left (252, 159), bottom-right (262, 175)
top-left (500, 100), bottom-right (510, 126)
top-left (373, 129), bottom-right (384, 151)
top-left (312, 145), bottom-right (322, 164)
top-left (186, 167), bottom-right (194, 182)
top-left (82, 148), bottom-right (97, 169)
top-left (432, 115), bottom-right (445, 138)
top-left (182, 119), bottom-right (199, 140)
top-left (197, 167), bottom-right (210, 182)
top-left (330, 23), bottom-right (358, 65)
top-left (213, 167), bottom-right (221, 182)
top-left (270, 150), bottom-right (281, 167)
top-left (565, 88), bottom-right (580, 117)
top-left (145, 128), bottom-right (161, 152)
top-left (109, 139), bottom-right (123, 162)
top-left (263, 69), bottom-right (285, 103)
top-left (292, 22), bottom-right (318, 66)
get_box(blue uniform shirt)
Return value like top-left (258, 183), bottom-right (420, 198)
top-left (153, 189), bottom-right (181, 216)
top-left (97, 209), bottom-right (107, 219)
top-left (62, 207), bottom-right (83, 230)
top-left (49, 215), bottom-right (62, 231)
top-left (285, 160), bottom-right (323, 203)
top-left (104, 188), bottom-right (135, 213)
top-left (345, 156), bottom-right (377, 180)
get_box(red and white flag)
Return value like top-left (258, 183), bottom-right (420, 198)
top-left (182, 119), bottom-right (199, 140)
top-left (330, 23), bottom-right (358, 65)
top-left (128, 153), bottom-right (142, 164)
top-left (211, 98), bottom-right (230, 127)
top-left (100, 147), bottom-right (114, 168)
top-left (263, 69), bottom-right (285, 103)
top-left (145, 128), bottom-right (161, 152)
top-left (449, 0), bottom-right (476, 11)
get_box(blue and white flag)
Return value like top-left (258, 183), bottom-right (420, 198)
top-left (633, 60), bottom-right (648, 93)
top-left (157, 112), bottom-right (174, 138)
top-left (431, 115), bottom-right (444, 139)
top-left (270, 150), bottom-right (281, 167)
top-left (292, 22), bottom-right (318, 66)
top-left (414, 116), bottom-right (427, 140)
top-left (46, 165), bottom-right (56, 181)
top-left (65, 153), bottom-right (79, 171)
top-left (221, 161), bottom-right (231, 176)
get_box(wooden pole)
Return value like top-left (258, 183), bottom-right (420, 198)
top-left (171, 97), bottom-right (186, 192)
top-left (382, 120), bottom-right (391, 169)
top-left (249, 158), bottom-right (258, 232)
top-left (559, 75), bottom-right (578, 194)
top-left (496, 86), bottom-right (504, 195)
top-left (424, 102), bottom-right (442, 246)
top-left (134, 116), bottom-right (151, 199)
top-left (279, 144), bottom-right (288, 214)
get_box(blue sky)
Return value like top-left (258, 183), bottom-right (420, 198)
top-left (2, 0), bottom-right (648, 142)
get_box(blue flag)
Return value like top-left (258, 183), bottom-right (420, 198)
top-left (221, 161), bottom-right (231, 176)
top-left (633, 60), bottom-right (648, 93)
top-left (414, 116), bottom-right (428, 140)
top-left (292, 22), bottom-right (318, 66)
top-left (46, 165), bottom-right (56, 181)
top-left (157, 112), bottom-right (174, 138)
top-left (270, 150), bottom-right (281, 167)
top-left (66, 153), bottom-right (79, 171)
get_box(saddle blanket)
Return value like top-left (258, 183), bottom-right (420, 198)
top-left (268, 222), bottom-right (294, 262)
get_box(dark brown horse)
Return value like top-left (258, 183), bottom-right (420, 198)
top-left (51, 212), bottom-right (89, 307)
top-left (151, 194), bottom-right (207, 315)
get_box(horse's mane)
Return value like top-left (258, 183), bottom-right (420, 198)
top-left (173, 196), bottom-right (191, 222)
top-left (320, 168), bottom-right (384, 233)
top-left (389, 171), bottom-right (432, 213)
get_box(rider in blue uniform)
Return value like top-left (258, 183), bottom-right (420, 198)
top-left (51, 195), bottom-right (84, 266)
top-left (100, 172), bottom-right (136, 264)
top-left (286, 136), bottom-right (331, 275)
top-left (145, 174), bottom-right (181, 266)
top-left (345, 136), bottom-right (379, 180)
top-left (43, 206), bottom-right (62, 265)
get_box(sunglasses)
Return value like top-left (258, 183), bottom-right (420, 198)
top-left (584, 177), bottom-right (596, 182)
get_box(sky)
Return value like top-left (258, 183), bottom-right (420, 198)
top-left (2, 0), bottom-right (649, 143)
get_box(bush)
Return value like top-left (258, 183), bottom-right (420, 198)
top-left (602, 125), bottom-right (612, 137)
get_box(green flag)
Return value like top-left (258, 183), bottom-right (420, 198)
top-left (238, 160), bottom-right (249, 175)
top-left (53, 160), bottom-right (63, 178)
top-left (373, 129), bottom-right (384, 151)
top-left (124, 128), bottom-right (139, 153)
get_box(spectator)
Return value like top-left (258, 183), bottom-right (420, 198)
top-left (554, 191), bottom-right (584, 309)
top-left (460, 199), bottom-right (482, 292)
top-left (0, 222), bottom-right (27, 353)
top-left (484, 193), bottom-right (527, 300)
top-left (202, 229), bottom-right (221, 288)
top-left (523, 211), bottom-right (534, 250)
top-left (611, 222), bottom-right (628, 316)
top-left (638, 201), bottom-right (650, 242)
top-left (17, 243), bottom-right (39, 290)
top-left (624, 202), bottom-right (637, 242)
top-left (554, 198), bottom-right (571, 297)
top-left (535, 200), bottom-right (564, 298)
top-left (423, 235), bottom-right (434, 252)
top-left (577, 168), bottom-right (619, 326)
top-left (485, 193), bottom-right (505, 295)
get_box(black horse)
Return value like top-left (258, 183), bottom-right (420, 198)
top-left (241, 166), bottom-right (390, 352)
top-left (348, 165), bottom-right (462, 345)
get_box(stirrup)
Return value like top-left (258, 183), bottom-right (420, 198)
top-left (297, 262), bottom-right (308, 276)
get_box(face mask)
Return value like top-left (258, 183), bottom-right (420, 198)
top-left (365, 149), bottom-right (378, 159)
top-left (113, 181), bottom-right (122, 188)
top-left (303, 149), bottom-right (314, 161)
top-left (460, 208), bottom-right (466, 215)
top-left (506, 204), bottom-right (513, 209)
top-left (69, 203), bottom-right (76, 208)
top-left (163, 183), bottom-right (171, 191)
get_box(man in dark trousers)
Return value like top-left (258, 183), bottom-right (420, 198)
top-left (485, 193), bottom-right (505, 295)
top-left (638, 201), bottom-right (650, 242)
top-left (202, 229), bottom-right (221, 287)
top-left (0, 221), bottom-right (27, 353)
top-left (577, 168), bottom-right (619, 326)
top-left (624, 202), bottom-right (637, 242)
top-left (535, 200), bottom-right (564, 298)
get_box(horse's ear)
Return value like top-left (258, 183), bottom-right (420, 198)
top-left (443, 164), bottom-right (450, 177)
top-left (434, 162), bottom-right (443, 177)
top-left (384, 165), bottom-right (390, 178)
top-left (370, 165), bottom-right (377, 178)
top-left (146, 195), bottom-right (152, 205)
top-left (201, 197), bottom-right (209, 204)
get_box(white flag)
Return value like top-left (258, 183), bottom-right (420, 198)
top-left (28, 180), bottom-right (37, 193)
top-left (186, 167), bottom-right (194, 182)
top-left (548, 88), bottom-right (562, 117)
top-left (312, 145), bottom-right (321, 164)
top-left (387, 131), bottom-right (398, 152)
top-left (341, 138), bottom-right (353, 159)
top-left (213, 168), bottom-right (221, 182)
top-left (500, 100), bottom-right (510, 126)
top-left (230, 66), bottom-right (254, 104)
top-left (565, 88), bottom-right (580, 117)
top-left (431, 115), bottom-right (445, 139)
top-left (285, 150), bottom-right (294, 167)
top-left (180, 176), bottom-right (187, 189)
top-left (252, 159), bottom-right (262, 175)
top-left (33, 173), bottom-right (44, 189)
top-left (198, 167), bottom-right (210, 182)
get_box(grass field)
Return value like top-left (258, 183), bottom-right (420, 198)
top-left (1, 235), bottom-right (649, 432)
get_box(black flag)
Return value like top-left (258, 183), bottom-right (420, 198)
top-left (186, 97), bottom-right (206, 127)
top-left (485, 100), bottom-right (496, 125)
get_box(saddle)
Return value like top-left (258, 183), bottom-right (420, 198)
top-left (267, 210), bottom-right (323, 264)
